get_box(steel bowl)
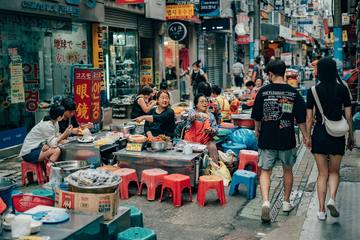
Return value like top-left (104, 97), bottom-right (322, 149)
top-left (53, 161), bottom-right (90, 177)
top-left (151, 141), bottom-right (166, 151)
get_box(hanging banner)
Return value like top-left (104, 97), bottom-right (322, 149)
top-left (116, 0), bottom-right (144, 4)
top-left (166, 4), bottom-right (194, 20)
top-left (199, 0), bottom-right (220, 17)
top-left (9, 55), bottom-right (25, 104)
top-left (92, 23), bottom-right (105, 91)
top-left (140, 58), bottom-right (153, 86)
top-left (73, 68), bottom-right (102, 124)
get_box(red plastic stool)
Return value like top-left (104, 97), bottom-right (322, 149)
top-left (113, 168), bottom-right (139, 199)
top-left (238, 150), bottom-right (260, 176)
top-left (159, 174), bottom-right (192, 207)
top-left (21, 161), bottom-right (46, 186)
top-left (139, 168), bottom-right (168, 201)
top-left (197, 175), bottom-right (226, 207)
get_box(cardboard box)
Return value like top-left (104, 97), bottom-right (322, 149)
top-left (55, 188), bottom-right (119, 220)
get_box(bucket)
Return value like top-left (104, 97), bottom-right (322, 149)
top-left (0, 178), bottom-right (16, 208)
top-left (355, 130), bottom-right (360, 148)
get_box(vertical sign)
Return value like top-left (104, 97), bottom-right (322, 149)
top-left (92, 23), bottom-right (105, 90)
top-left (9, 54), bottom-right (25, 104)
top-left (140, 58), bottom-right (153, 86)
top-left (73, 68), bottom-right (102, 124)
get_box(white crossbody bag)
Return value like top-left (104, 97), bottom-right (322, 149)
top-left (311, 86), bottom-right (349, 137)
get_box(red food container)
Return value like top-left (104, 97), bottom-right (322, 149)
top-left (231, 114), bottom-right (255, 129)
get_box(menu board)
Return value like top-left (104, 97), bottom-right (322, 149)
top-left (9, 55), bottom-right (25, 104)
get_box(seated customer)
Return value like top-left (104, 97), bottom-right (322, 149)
top-left (211, 85), bottom-right (230, 120)
top-left (134, 90), bottom-right (175, 139)
top-left (253, 78), bottom-right (263, 94)
top-left (184, 94), bottom-right (219, 162)
top-left (131, 85), bottom-right (157, 119)
top-left (198, 81), bottom-right (221, 124)
top-left (20, 105), bottom-right (72, 163)
top-left (240, 80), bottom-right (256, 100)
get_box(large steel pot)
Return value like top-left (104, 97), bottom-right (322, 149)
top-left (151, 141), bottom-right (166, 151)
top-left (110, 124), bottom-right (135, 135)
top-left (53, 161), bottom-right (90, 177)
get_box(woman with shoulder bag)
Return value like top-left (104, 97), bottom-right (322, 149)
top-left (305, 57), bottom-right (355, 221)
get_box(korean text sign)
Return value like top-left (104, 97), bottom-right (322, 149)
top-left (73, 68), bottom-right (102, 124)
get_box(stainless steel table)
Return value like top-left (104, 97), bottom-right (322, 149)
top-left (59, 132), bottom-right (126, 166)
top-left (1, 211), bottom-right (103, 240)
top-left (114, 149), bottom-right (204, 186)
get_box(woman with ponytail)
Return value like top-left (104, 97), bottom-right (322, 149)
top-left (305, 57), bottom-right (355, 221)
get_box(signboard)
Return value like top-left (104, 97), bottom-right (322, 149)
top-left (199, 0), bottom-right (220, 17)
top-left (297, 20), bottom-right (313, 25)
top-left (116, 0), bottom-right (144, 4)
top-left (146, 0), bottom-right (166, 21)
top-left (279, 25), bottom-right (292, 38)
top-left (342, 30), bottom-right (348, 42)
top-left (236, 35), bottom-right (250, 45)
top-left (9, 55), bottom-right (25, 104)
top-left (140, 58), bottom-right (153, 86)
top-left (167, 22), bottom-right (187, 41)
top-left (73, 68), bottom-right (102, 124)
top-left (92, 23), bottom-right (105, 91)
top-left (281, 52), bottom-right (292, 66)
top-left (275, 0), bottom-right (284, 11)
top-left (342, 13), bottom-right (350, 25)
top-left (166, 4), bottom-right (194, 20)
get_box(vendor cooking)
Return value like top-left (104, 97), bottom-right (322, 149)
top-left (19, 105), bottom-right (72, 164)
top-left (59, 98), bottom-right (93, 135)
top-left (184, 94), bottom-right (219, 162)
top-left (134, 90), bottom-right (175, 139)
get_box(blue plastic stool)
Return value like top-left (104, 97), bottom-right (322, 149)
top-left (121, 204), bottom-right (144, 227)
top-left (117, 227), bottom-right (157, 240)
top-left (229, 170), bottom-right (257, 200)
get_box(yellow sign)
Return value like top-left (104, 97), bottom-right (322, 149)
top-left (342, 30), bottom-right (348, 42)
top-left (92, 23), bottom-right (105, 90)
top-left (140, 58), bottom-right (153, 86)
top-left (329, 32), bottom-right (334, 43)
top-left (126, 143), bottom-right (143, 152)
top-left (166, 4), bottom-right (194, 20)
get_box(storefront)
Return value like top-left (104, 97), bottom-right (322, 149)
top-left (0, 0), bottom-right (104, 155)
top-left (103, 6), bottom-right (158, 118)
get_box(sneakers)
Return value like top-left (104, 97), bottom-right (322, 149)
top-left (327, 198), bottom-right (340, 217)
top-left (317, 211), bottom-right (327, 221)
top-left (261, 201), bottom-right (271, 223)
top-left (282, 201), bottom-right (294, 212)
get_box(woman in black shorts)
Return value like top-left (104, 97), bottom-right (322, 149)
top-left (305, 57), bottom-right (355, 221)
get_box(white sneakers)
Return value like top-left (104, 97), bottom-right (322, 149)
top-left (282, 201), bottom-right (294, 212)
top-left (261, 201), bottom-right (271, 223)
top-left (327, 198), bottom-right (340, 217)
top-left (317, 211), bottom-right (327, 221)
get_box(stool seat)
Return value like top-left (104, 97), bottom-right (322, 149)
top-left (160, 174), bottom-right (192, 207)
top-left (114, 168), bottom-right (139, 199)
top-left (229, 170), bottom-right (257, 200)
top-left (197, 175), bottom-right (226, 207)
top-left (21, 161), bottom-right (47, 186)
top-left (121, 204), bottom-right (143, 227)
top-left (117, 227), bottom-right (157, 240)
top-left (139, 168), bottom-right (168, 201)
top-left (238, 150), bottom-right (260, 176)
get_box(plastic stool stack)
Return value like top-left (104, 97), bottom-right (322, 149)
top-left (121, 204), bottom-right (144, 227)
top-left (117, 227), bottom-right (157, 240)
top-left (229, 170), bottom-right (257, 200)
top-left (238, 150), bottom-right (260, 176)
top-left (139, 168), bottom-right (168, 201)
top-left (21, 161), bottom-right (47, 185)
top-left (113, 168), bottom-right (139, 199)
top-left (160, 174), bottom-right (192, 207)
top-left (197, 175), bottom-right (226, 207)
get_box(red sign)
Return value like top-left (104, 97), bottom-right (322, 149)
top-left (73, 68), bottom-right (102, 124)
top-left (115, 0), bottom-right (144, 4)
top-left (236, 35), bottom-right (250, 45)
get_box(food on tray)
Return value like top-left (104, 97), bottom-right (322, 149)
top-left (128, 134), bottom-right (147, 143)
top-left (68, 169), bottom-right (120, 187)
top-left (147, 134), bottom-right (170, 143)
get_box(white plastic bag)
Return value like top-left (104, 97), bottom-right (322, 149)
top-left (218, 150), bottom-right (236, 165)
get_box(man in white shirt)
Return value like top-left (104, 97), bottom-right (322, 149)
top-left (232, 59), bottom-right (245, 87)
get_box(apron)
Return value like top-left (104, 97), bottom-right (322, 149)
top-left (184, 118), bottom-right (212, 145)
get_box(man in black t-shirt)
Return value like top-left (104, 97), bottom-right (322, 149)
top-left (251, 60), bottom-right (309, 223)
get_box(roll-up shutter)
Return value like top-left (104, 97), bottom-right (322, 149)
top-left (207, 34), bottom-right (225, 87)
top-left (138, 17), bottom-right (154, 38)
top-left (105, 8), bottom-right (137, 29)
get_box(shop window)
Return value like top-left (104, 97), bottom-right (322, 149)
top-left (108, 29), bottom-right (139, 101)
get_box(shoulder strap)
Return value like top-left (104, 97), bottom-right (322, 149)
top-left (311, 86), bottom-right (325, 119)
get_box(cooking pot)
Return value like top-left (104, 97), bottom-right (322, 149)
top-left (151, 141), bottom-right (166, 151)
top-left (110, 124), bottom-right (135, 135)
top-left (53, 161), bottom-right (90, 178)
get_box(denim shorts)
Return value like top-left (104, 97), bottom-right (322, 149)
top-left (22, 146), bottom-right (42, 163)
top-left (258, 148), bottom-right (297, 170)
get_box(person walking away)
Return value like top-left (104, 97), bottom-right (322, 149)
top-left (191, 61), bottom-right (208, 97)
top-left (232, 59), bottom-right (245, 87)
top-left (305, 57), bottom-right (355, 221)
top-left (252, 56), bottom-right (263, 82)
top-left (251, 60), bottom-right (309, 223)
